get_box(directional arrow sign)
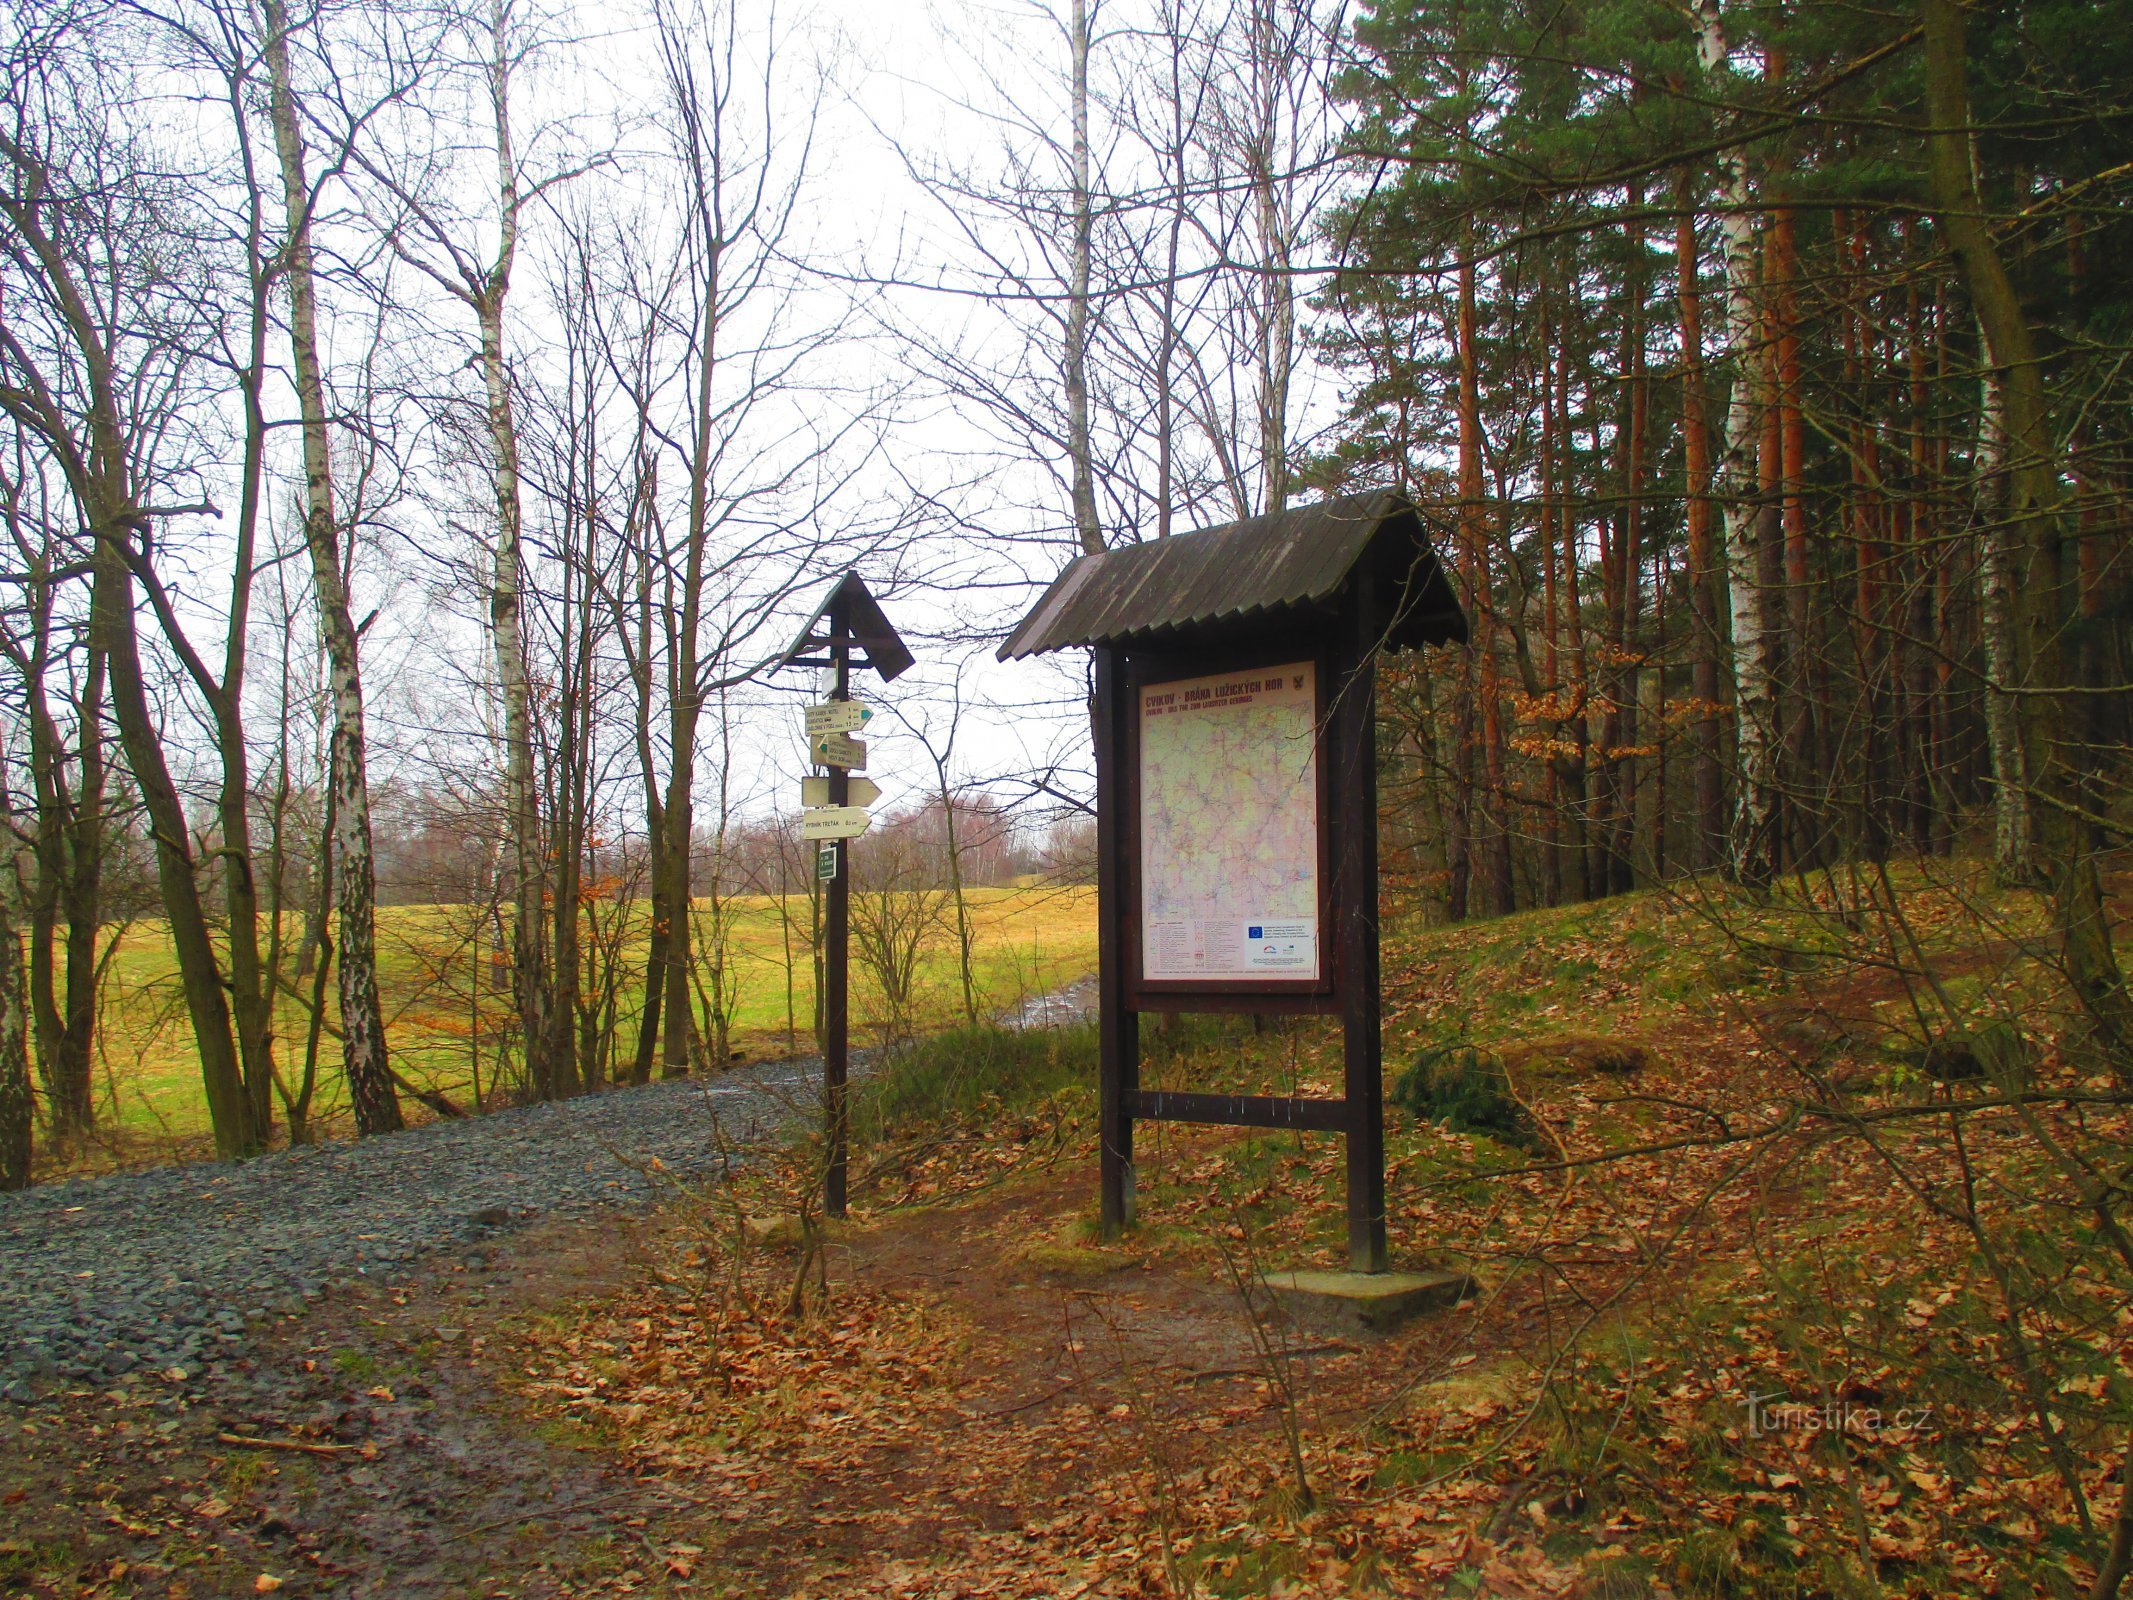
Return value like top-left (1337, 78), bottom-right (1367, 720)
top-left (810, 733), bottom-right (866, 770)
top-left (803, 775), bottom-right (881, 808)
top-left (800, 806), bottom-right (872, 840)
top-left (804, 701), bottom-right (870, 736)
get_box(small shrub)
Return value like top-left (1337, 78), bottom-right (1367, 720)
top-left (1899, 1020), bottom-right (2035, 1086)
top-left (1585, 1042), bottom-right (1649, 1076)
top-left (1671, 1526), bottom-right (1745, 1596)
top-left (1571, 1552), bottom-right (1658, 1600)
top-left (1391, 1041), bottom-right (1541, 1149)
top-left (854, 1021), bottom-right (1095, 1140)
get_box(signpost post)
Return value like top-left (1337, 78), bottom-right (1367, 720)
top-left (775, 573), bottom-right (912, 1219)
top-left (999, 491), bottom-right (1468, 1281)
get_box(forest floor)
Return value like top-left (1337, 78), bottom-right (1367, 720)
top-left (6, 859), bottom-right (2131, 1599)
top-left (0, 1117), bottom-right (1515, 1600)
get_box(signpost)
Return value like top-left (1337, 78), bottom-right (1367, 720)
top-left (998, 490), bottom-right (1467, 1274)
top-left (800, 806), bottom-right (872, 840)
top-left (775, 573), bottom-right (913, 1219)
top-left (803, 775), bottom-right (881, 808)
top-left (810, 732), bottom-right (867, 770)
top-left (805, 701), bottom-right (870, 736)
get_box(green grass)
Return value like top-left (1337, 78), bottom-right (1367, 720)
top-left (855, 1019), bottom-right (1098, 1141)
top-left (1382, 856), bottom-right (2049, 1055)
top-left (77, 884), bottom-right (1096, 1145)
top-left (64, 853), bottom-right (2053, 1170)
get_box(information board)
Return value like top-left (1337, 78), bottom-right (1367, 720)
top-left (1137, 662), bottom-right (1320, 982)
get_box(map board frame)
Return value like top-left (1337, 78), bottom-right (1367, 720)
top-left (1090, 597), bottom-right (1388, 1273)
top-left (1122, 644), bottom-right (1337, 1009)
top-left (1000, 492), bottom-right (1469, 1277)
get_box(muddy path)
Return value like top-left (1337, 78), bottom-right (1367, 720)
top-left (3, 1125), bottom-right (1499, 1599)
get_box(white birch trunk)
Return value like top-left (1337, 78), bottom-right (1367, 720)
top-left (477, 0), bottom-right (550, 1094)
top-left (1695, 0), bottom-right (1780, 883)
top-left (0, 891), bottom-right (30, 1190)
top-left (1065, 0), bottom-right (1101, 554)
top-left (1972, 335), bottom-right (2036, 883)
top-left (260, 0), bottom-right (402, 1134)
top-left (1248, 0), bottom-right (1293, 517)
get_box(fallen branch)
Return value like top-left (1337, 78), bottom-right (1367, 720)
top-left (215, 1432), bottom-right (356, 1457)
top-left (981, 1372), bottom-right (1100, 1418)
top-left (390, 1067), bottom-right (466, 1119)
top-left (1184, 1343), bottom-right (1355, 1382)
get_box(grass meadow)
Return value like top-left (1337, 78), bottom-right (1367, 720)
top-left (79, 883), bottom-right (1096, 1150)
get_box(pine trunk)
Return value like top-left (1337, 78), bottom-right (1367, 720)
top-left (1455, 255), bottom-right (1498, 913)
top-left (1615, 193), bottom-right (1648, 895)
top-left (1676, 204), bottom-right (1725, 869)
top-left (1772, 203), bottom-right (1814, 865)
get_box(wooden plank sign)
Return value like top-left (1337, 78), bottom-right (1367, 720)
top-left (803, 775), bottom-right (881, 808)
top-left (800, 806), bottom-right (872, 840)
top-left (805, 701), bottom-right (869, 736)
top-left (811, 733), bottom-right (866, 770)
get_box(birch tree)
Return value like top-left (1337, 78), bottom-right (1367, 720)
top-left (258, 0), bottom-right (402, 1132)
top-left (1921, 0), bottom-right (2132, 1053)
top-left (0, 876), bottom-right (29, 1189)
top-left (1691, 0), bottom-right (1781, 886)
top-left (360, 0), bottom-right (572, 1095)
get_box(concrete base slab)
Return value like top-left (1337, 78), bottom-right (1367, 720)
top-left (1262, 1268), bottom-right (1474, 1334)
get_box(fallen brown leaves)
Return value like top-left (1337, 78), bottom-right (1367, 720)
top-left (492, 873), bottom-right (2133, 1599)
top-left (518, 1274), bottom-right (958, 1480)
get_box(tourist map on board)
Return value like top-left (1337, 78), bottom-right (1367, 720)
top-left (1138, 662), bottom-right (1320, 982)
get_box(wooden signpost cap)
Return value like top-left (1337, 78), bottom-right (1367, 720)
top-left (778, 570), bottom-right (914, 682)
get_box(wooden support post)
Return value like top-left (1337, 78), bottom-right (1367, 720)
top-left (1338, 589), bottom-right (1388, 1272)
top-left (824, 596), bottom-right (851, 1220)
top-left (773, 571), bottom-right (910, 1222)
top-left (1094, 648), bottom-right (1138, 1236)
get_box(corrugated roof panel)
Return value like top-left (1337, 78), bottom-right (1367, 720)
top-left (997, 490), bottom-right (1466, 659)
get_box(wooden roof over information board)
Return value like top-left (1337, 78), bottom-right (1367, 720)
top-left (996, 489), bottom-right (1467, 661)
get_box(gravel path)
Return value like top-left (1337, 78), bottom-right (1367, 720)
top-left (0, 1060), bottom-right (829, 1404)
